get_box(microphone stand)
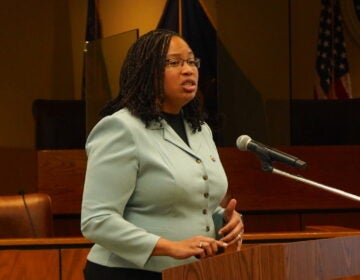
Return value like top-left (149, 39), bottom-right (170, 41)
top-left (260, 161), bottom-right (360, 203)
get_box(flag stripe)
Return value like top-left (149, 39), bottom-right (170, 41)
top-left (314, 0), bottom-right (352, 99)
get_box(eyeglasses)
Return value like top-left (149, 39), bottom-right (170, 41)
top-left (165, 58), bottom-right (201, 69)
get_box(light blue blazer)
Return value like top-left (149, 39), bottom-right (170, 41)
top-left (81, 108), bottom-right (228, 272)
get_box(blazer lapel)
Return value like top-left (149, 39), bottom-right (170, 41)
top-left (161, 120), bottom-right (201, 159)
top-left (184, 121), bottom-right (202, 154)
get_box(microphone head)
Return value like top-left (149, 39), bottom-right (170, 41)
top-left (236, 135), bottom-right (252, 151)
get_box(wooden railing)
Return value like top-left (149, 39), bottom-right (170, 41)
top-left (1, 230), bottom-right (359, 280)
top-left (0, 237), bottom-right (91, 280)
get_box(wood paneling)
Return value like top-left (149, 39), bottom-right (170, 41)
top-left (37, 149), bottom-right (86, 214)
top-left (218, 146), bottom-right (360, 211)
top-left (0, 250), bottom-right (59, 280)
top-left (0, 147), bottom-right (37, 195)
top-left (0, 237), bottom-right (92, 280)
top-left (301, 211), bottom-right (360, 230)
top-left (53, 215), bottom-right (82, 236)
top-left (35, 146), bottom-right (360, 235)
top-left (239, 212), bottom-right (301, 232)
top-left (61, 248), bottom-right (90, 280)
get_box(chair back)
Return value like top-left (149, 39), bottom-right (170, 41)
top-left (0, 193), bottom-right (54, 238)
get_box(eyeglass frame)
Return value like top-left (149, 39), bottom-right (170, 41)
top-left (165, 58), bottom-right (201, 69)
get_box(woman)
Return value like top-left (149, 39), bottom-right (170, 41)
top-left (81, 29), bottom-right (244, 280)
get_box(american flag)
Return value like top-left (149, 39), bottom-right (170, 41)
top-left (314, 0), bottom-right (352, 99)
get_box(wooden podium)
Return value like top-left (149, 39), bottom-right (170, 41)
top-left (162, 235), bottom-right (360, 280)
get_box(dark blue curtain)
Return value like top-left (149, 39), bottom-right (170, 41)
top-left (157, 0), bottom-right (179, 32)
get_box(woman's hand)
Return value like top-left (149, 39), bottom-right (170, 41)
top-left (218, 198), bottom-right (244, 249)
top-left (153, 236), bottom-right (228, 259)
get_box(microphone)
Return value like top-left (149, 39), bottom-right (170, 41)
top-left (236, 135), bottom-right (307, 169)
top-left (18, 190), bottom-right (38, 237)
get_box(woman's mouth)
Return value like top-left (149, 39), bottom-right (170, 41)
top-left (181, 79), bottom-right (197, 92)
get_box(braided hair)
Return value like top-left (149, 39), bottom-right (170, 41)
top-left (100, 29), bottom-right (204, 132)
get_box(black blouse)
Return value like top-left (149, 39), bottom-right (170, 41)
top-left (162, 112), bottom-right (189, 146)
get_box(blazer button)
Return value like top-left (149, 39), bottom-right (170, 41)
top-left (202, 175), bottom-right (208, 180)
top-left (202, 209), bottom-right (207, 215)
top-left (206, 226), bottom-right (210, 232)
top-left (204, 192), bottom-right (209, 198)
top-left (196, 159), bottom-right (202, 164)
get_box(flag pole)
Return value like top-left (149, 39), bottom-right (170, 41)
top-left (178, 0), bottom-right (182, 36)
top-left (330, 0), bottom-right (335, 99)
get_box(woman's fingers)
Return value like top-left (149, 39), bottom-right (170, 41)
top-left (196, 239), bottom-right (228, 258)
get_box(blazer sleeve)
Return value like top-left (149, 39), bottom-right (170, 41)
top-left (81, 114), bottom-right (160, 268)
